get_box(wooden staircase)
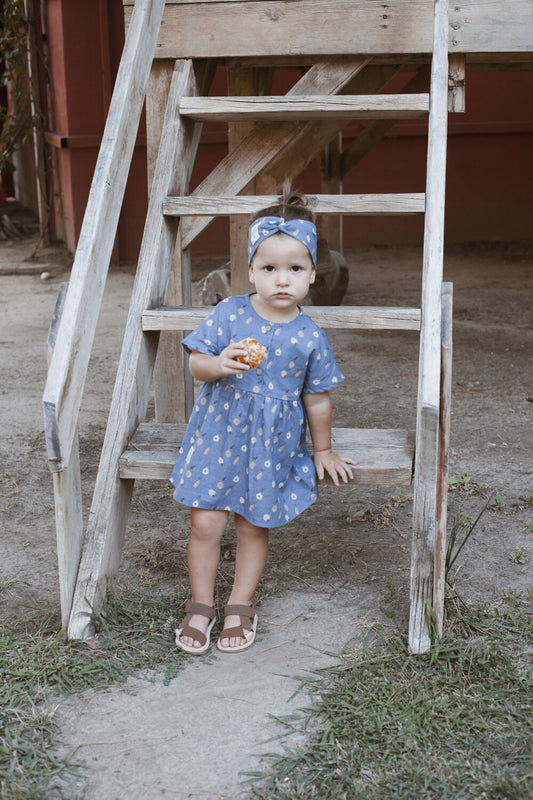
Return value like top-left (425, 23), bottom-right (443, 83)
top-left (44, 0), bottom-right (455, 653)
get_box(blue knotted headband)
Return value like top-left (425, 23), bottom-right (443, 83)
top-left (248, 216), bottom-right (317, 266)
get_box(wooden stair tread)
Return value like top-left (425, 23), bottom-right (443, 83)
top-left (162, 193), bottom-right (426, 216)
top-left (119, 423), bottom-right (415, 487)
top-left (179, 94), bottom-right (430, 121)
top-left (142, 305), bottom-right (421, 332)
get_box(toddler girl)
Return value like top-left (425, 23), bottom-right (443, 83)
top-left (171, 192), bottom-right (355, 654)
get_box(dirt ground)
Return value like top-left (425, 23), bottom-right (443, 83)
top-left (1, 211), bottom-right (532, 798)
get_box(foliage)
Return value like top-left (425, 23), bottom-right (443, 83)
top-left (0, 0), bottom-right (38, 177)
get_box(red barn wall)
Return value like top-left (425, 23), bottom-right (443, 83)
top-left (41, 2), bottom-right (533, 262)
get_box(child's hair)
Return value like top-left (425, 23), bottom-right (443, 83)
top-left (251, 185), bottom-right (315, 224)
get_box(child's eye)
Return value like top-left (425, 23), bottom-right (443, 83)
top-left (263, 264), bottom-right (275, 272)
top-left (290, 265), bottom-right (303, 272)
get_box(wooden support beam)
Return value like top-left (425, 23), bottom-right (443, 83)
top-left (180, 57), bottom-right (370, 249)
top-left (142, 304), bottom-right (422, 332)
top-left (68, 60), bottom-right (200, 639)
top-left (152, 60), bottom-right (215, 424)
top-left (434, 282), bottom-right (453, 637)
top-left (248, 65), bottom-right (401, 205)
top-left (409, 0), bottom-right (449, 656)
top-left (178, 94), bottom-right (430, 121)
top-left (164, 193), bottom-right (426, 216)
top-left (448, 54), bottom-right (466, 112)
top-left (46, 283), bottom-right (83, 633)
top-left (227, 67), bottom-right (262, 295)
top-left (124, 1), bottom-right (533, 59)
top-left (43, 0), bottom-right (166, 472)
top-left (319, 134), bottom-right (343, 251)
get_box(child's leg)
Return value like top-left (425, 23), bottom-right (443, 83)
top-left (220, 513), bottom-right (269, 649)
top-left (180, 507), bottom-right (228, 648)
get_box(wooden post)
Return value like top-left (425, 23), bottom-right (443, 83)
top-left (319, 133), bottom-right (343, 251)
top-left (409, 0), bottom-right (449, 654)
top-left (146, 60), bottom-right (175, 193)
top-left (433, 282), bottom-right (453, 636)
top-left (68, 60), bottom-right (200, 639)
top-left (151, 61), bottom-right (215, 423)
top-left (448, 54), bottom-right (466, 113)
top-left (228, 67), bottom-right (260, 295)
top-left (46, 284), bottom-right (83, 633)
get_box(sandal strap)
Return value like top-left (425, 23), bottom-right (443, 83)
top-left (179, 624), bottom-right (208, 647)
top-left (183, 601), bottom-right (215, 622)
top-left (223, 603), bottom-right (255, 628)
top-left (219, 624), bottom-right (246, 640)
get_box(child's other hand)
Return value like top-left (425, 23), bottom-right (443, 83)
top-left (314, 449), bottom-right (356, 486)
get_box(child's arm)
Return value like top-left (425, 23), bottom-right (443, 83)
top-left (303, 391), bottom-right (356, 485)
top-left (188, 343), bottom-right (250, 382)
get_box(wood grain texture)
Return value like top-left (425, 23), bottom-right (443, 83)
top-left (163, 193), bottom-right (426, 216)
top-left (124, 1), bottom-right (533, 58)
top-left (409, 0), bottom-right (449, 655)
top-left (178, 94), bottom-right (430, 121)
top-left (142, 305), bottom-right (422, 332)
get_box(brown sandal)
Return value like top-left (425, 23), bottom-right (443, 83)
top-left (175, 601), bottom-right (216, 655)
top-left (216, 604), bottom-right (258, 653)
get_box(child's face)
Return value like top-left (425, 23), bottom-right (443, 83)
top-left (249, 233), bottom-right (315, 314)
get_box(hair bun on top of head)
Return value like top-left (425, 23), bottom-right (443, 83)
top-left (250, 184), bottom-right (315, 224)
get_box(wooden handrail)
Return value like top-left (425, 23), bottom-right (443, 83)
top-left (42, 0), bottom-right (165, 472)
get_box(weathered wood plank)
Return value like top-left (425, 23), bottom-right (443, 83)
top-left (124, 1), bottom-right (533, 58)
top-left (448, 54), bottom-right (466, 113)
top-left (151, 61), bottom-right (216, 424)
top-left (319, 134), bottom-right (343, 251)
top-left (434, 282), bottom-right (453, 637)
top-left (178, 94), bottom-right (430, 121)
top-left (409, 0), bottom-right (449, 656)
top-left (180, 57), bottom-right (370, 249)
top-left (67, 60), bottom-right (200, 640)
top-left (164, 193), bottom-right (426, 216)
top-left (46, 283), bottom-right (83, 633)
top-left (119, 423), bottom-right (415, 487)
top-left (43, 0), bottom-right (166, 472)
top-left (142, 305), bottom-right (422, 332)
top-left (227, 67), bottom-right (266, 295)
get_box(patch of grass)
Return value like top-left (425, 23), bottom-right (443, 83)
top-left (248, 593), bottom-right (533, 800)
top-left (0, 586), bottom-right (190, 799)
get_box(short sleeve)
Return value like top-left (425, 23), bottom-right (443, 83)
top-left (302, 327), bottom-right (345, 394)
top-left (181, 298), bottom-right (230, 356)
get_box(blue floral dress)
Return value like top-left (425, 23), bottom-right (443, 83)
top-left (170, 294), bottom-right (344, 527)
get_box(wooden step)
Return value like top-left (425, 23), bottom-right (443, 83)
top-left (179, 94), bottom-right (430, 121)
top-left (142, 305), bottom-right (422, 332)
top-left (162, 193), bottom-right (426, 217)
top-left (119, 423), bottom-right (415, 487)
